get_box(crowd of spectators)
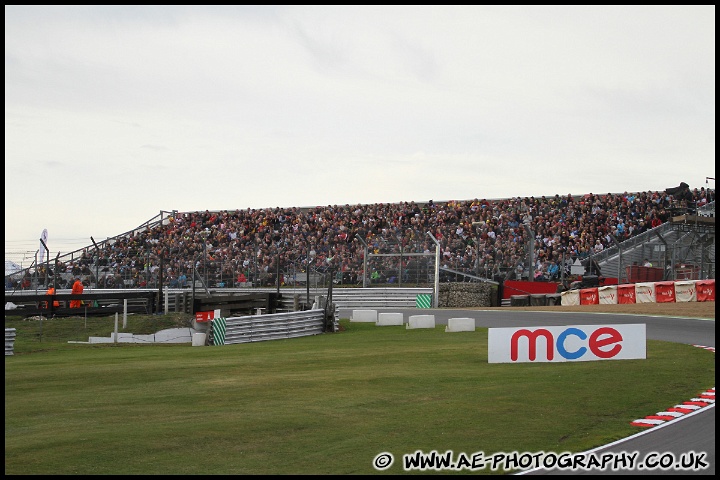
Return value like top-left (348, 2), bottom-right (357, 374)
top-left (9, 185), bottom-right (714, 290)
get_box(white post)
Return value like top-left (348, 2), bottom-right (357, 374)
top-left (114, 313), bottom-right (119, 344)
top-left (123, 298), bottom-right (128, 329)
top-left (164, 288), bottom-right (169, 314)
top-left (426, 231), bottom-right (441, 308)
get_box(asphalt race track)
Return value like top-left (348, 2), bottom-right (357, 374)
top-left (338, 307), bottom-right (716, 475)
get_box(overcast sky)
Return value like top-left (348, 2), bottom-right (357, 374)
top-left (5, 5), bottom-right (715, 267)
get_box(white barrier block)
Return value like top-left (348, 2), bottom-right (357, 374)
top-left (445, 317), bottom-right (475, 332)
top-left (407, 314), bottom-right (435, 329)
top-left (635, 282), bottom-right (656, 303)
top-left (561, 289), bottom-right (580, 306)
top-left (598, 285), bottom-right (618, 304)
top-left (376, 312), bottom-right (404, 326)
top-left (351, 309), bottom-right (378, 322)
top-left (675, 281), bottom-right (697, 302)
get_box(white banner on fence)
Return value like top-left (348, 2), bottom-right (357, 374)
top-left (39, 228), bottom-right (48, 265)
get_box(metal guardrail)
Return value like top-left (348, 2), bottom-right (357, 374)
top-left (208, 309), bottom-right (326, 346)
top-left (5, 328), bottom-right (16, 355)
top-left (254, 287), bottom-right (434, 310)
top-left (5, 287), bottom-right (433, 318)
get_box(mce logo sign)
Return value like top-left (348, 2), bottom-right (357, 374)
top-left (488, 324), bottom-right (646, 363)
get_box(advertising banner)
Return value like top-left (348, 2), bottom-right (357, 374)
top-left (695, 279), bottom-right (716, 302)
top-left (674, 281), bottom-right (697, 302)
top-left (654, 281), bottom-right (676, 303)
top-left (488, 324), bottom-right (646, 363)
top-left (579, 288), bottom-right (599, 305)
top-left (598, 285), bottom-right (618, 304)
top-left (635, 282), bottom-right (656, 303)
top-left (617, 284), bottom-right (636, 304)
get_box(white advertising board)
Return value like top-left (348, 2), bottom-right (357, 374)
top-left (488, 324), bottom-right (646, 363)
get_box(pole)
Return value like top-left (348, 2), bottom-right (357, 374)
top-left (53, 252), bottom-right (60, 291)
top-left (398, 236), bottom-right (403, 288)
top-left (157, 255), bottom-right (164, 314)
top-left (90, 236), bottom-right (100, 288)
top-left (523, 223), bottom-right (535, 282)
top-left (191, 260), bottom-right (196, 314)
top-left (426, 231), bottom-right (440, 308)
top-left (472, 222), bottom-right (483, 277)
top-left (274, 234), bottom-right (282, 296)
top-left (306, 248), bottom-right (310, 309)
top-left (38, 239), bottom-right (50, 289)
top-left (276, 253), bottom-right (281, 296)
top-left (354, 236), bottom-right (369, 288)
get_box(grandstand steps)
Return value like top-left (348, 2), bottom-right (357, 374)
top-left (593, 215), bottom-right (715, 282)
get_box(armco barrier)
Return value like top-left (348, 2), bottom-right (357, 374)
top-left (5, 328), bottom-right (16, 356)
top-left (208, 309), bottom-right (326, 346)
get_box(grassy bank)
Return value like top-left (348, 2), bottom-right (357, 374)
top-left (4, 315), bottom-right (715, 474)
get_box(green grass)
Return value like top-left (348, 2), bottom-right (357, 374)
top-left (4, 316), bottom-right (715, 474)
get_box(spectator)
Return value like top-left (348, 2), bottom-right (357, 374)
top-left (42, 286), bottom-right (60, 308)
top-left (54, 183), bottom-right (713, 287)
top-left (70, 278), bottom-right (84, 308)
top-left (547, 262), bottom-right (559, 280)
top-left (642, 258), bottom-right (653, 267)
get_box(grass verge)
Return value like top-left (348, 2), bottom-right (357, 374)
top-left (4, 316), bottom-right (715, 474)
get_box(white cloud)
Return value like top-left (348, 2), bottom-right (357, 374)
top-left (4, 5), bottom-right (715, 263)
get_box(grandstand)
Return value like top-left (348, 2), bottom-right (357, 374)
top-left (5, 187), bottom-right (715, 300)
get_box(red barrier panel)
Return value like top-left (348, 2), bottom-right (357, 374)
top-left (655, 281), bottom-right (676, 303)
top-left (502, 280), bottom-right (560, 299)
top-left (696, 280), bottom-right (716, 302)
top-left (617, 284), bottom-right (636, 304)
top-left (195, 310), bottom-right (216, 322)
top-left (579, 288), bottom-right (599, 305)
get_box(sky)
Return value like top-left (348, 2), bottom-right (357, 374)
top-left (5, 5), bottom-right (715, 267)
